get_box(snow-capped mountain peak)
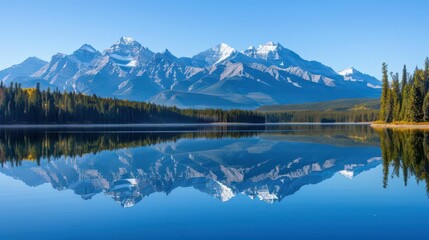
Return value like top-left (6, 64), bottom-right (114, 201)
top-left (104, 37), bottom-right (154, 67)
top-left (212, 43), bottom-right (236, 65)
top-left (338, 67), bottom-right (381, 89)
top-left (215, 42), bottom-right (235, 53)
top-left (192, 42), bottom-right (236, 66)
top-left (71, 44), bottom-right (100, 64)
top-left (118, 36), bottom-right (137, 45)
top-left (107, 37), bottom-right (143, 54)
top-left (1, 37), bottom-right (381, 109)
top-left (256, 41), bottom-right (279, 56)
top-left (243, 41), bottom-right (286, 62)
top-left (78, 44), bottom-right (97, 53)
top-left (338, 67), bottom-right (356, 76)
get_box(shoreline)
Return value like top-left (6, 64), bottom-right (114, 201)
top-left (0, 122), bottom-right (372, 129)
top-left (371, 123), bottom-right (429, 129)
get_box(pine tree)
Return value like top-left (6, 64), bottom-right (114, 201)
top-left (409, 77), bottom-right (424, 122)
top-left (385, 88), bottom-right (395, 123)
top-left (379, 63), bottom-right (389, 121)
top-left (390, 74), bottom-right (401, 121)
top-left (423, 92), bottom-right (429, 122)
top-left (424, 57), bottom-right (429, 95)
top-left (401, 65), bottom-right (408, 94)
top-left (400, 84), bottom-right (411, 121)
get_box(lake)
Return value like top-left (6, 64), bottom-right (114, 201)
top-left (0, 124), bottom-right (428, 239)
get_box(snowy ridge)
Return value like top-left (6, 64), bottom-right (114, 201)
top-left (213, 43), bottom-right (236, 65)
top-left (79, 44), bottom-right (97, 53)
top-left (338, 67), bottom-right (355, 76)
top-left (192, 42), bottom-right (237, 66)
top-left (118, 36), bottom-right (136, 45)
top-left (0, 37), bottom-right (381, 109)
top-left (256, 41), bottom-right (279, 59)
top-left (338, 67), bottom-right (381, 88)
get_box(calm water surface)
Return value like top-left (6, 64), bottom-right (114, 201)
top-left (0, 124), bottom-right (428, 239)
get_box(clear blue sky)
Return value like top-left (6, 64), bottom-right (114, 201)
top-left (1, 0), bottom-right (428, 78)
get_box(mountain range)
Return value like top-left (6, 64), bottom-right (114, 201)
top-left (0, 37), bottom-right (381, 109)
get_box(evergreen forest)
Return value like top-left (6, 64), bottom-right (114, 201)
top-left (378, 58), bottom-right (429, 123)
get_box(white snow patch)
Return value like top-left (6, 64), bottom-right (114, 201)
top-left (256, 79), bottom-right (271, 86)
top-left (338, 67), bottom-right (355, 76)
top-left (367, 157), bottom-right (382, 163)
top-left (257, 189), bottom-right (278, 203)
top-left (119, 36), bottom-right (135, 45)
top-left (343, 75), bottom-right (357, 81)
top-left (339, 170), bottom-right (354, 179)
top-left (367, 83), bottom-right (382, 89)
top-left (213, 43), bottom-right (236, 65)
top-left (118, 80), bottom-right (129, 89)
top-left (206, 180), bottom-right (235, 202)
top-left (110, 54), bottom-right (133, 61)
top-left (323, 77), bottom-right (336, 87)
top-left (126, 60), bottom-right (137, 67)
top-left (257, 41), bottom-right (278, 56)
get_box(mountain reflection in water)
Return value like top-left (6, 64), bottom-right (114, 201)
top-left (1, 124), bottom-right (426, 207)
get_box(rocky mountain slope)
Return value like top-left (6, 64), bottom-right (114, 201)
top-left (0, 37), bottom-right (381, 109)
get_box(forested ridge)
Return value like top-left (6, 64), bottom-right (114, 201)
top-left (260, 98), bottom-right (379, 123)
top-left (264, 110), bottom-right (378, 123)
top-left (0, 82), bottom-right (265, 124)
top-left (378, 57), bottom-right (429, 123)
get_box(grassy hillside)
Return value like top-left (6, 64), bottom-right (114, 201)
top-left (257, 98), bottom-right (380, 113)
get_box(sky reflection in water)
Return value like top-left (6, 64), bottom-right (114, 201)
top-left (0, 124), bottom-right (428, 239)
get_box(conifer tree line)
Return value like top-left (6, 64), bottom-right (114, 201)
top-left (379, 57), bottom-right (429, 122)
top-left (0, 82), bottom-right (265, 124)
top-left (264, 110), bottom-right (378, 123)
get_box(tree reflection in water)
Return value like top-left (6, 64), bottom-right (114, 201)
top-left (378, 129), bottom-right (429, 194)
top-left (0, 124), bottom-right (396, 207)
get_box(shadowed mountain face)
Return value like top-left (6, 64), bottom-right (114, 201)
top-left (0, 38), bottom-right (381, 109)
top-left (0, 125), bottom-right (382, 207)
top-left (0, 57), bottom-right (47, 87)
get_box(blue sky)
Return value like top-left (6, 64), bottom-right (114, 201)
top-left (1, 0), bottom-right (428, 78)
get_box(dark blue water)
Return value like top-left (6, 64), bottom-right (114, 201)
top-left (0, 124), bottom-right (427, 239)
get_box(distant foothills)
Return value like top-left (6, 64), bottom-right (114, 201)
top-left (0, 37), bottom-right (381, 110)
top-left (377, 58), bottom-right (429, 124)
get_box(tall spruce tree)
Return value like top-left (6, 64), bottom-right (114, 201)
top-left (423, 92), bottom-right (429, 122)
top-left (401, 65), bottom-right (408, 94)
top-left (379, 63), bottom-right (389, 121)
top-left (425, 57), bottom-right (429, 96)
top-left (409, 70), bottom-right (425, 122)
top-left (400, 84), bottom-right (411, 121)
top-left (385, 88), bottom-right (395, 123)
top-left (390, 73), bottom-right (401, 121)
